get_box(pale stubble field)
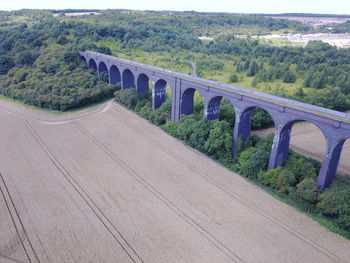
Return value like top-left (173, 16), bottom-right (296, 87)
top-left (1, 100), bottom-right (350, 263)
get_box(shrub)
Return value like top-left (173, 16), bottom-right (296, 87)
top-left (0, 55), bottom-right (15, 75)
top-left (204, 120), bottom-right (232, 160)
top-left (317, 190), bottom-right (340, 217)
top-left (252, 108), bottom-right (274, 129)
top-left (15, 50), bottom-right (37, 66)
top-left (274, 169), bottom-right (297, 194)
top-left (229, 73), bottom-right (239, 83)
top-left (258, 167), bottom-right (282, 186)
top-left (256, 133), bottom-right (274, 151)
top-left (239, 149), bottom-right (269, 178)
top-left (115, 88), bottom-right (139, 109)
top-left (150, 99), bottom-right (172, 125)
top-left (296, 178), bottom-right (320, 204)
top-left (285, 154), bottom-right (317, 183)
top-left (237, 147), bottom-right (257, 175)
top-left (138, 102), bottom-right (152, 119)
top-left (187, 119), bottom-right (212, 152)
top-left (283, 70), bottom-right (297, 83)
top-left (176, 115), bottom-right (197, 141)
top-left (162, 120), bottom-right (179, 137)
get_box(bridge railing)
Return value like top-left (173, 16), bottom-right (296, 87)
top-left (81, 50), bottom-right (350, 122)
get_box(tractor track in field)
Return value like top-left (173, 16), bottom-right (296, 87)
top-left (23, 120), bottom-right (144, 263)
top-left (0, 173), bottom-right (39, 263)
top-left (75, 122), bottom-right (244, 263)
top-left (109, 106), bottom-right (346, 263)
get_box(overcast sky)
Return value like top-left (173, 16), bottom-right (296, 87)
top-left (1, 0), bottom-right (350, 14)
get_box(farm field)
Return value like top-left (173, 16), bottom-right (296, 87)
top-left (1, 100), bottom-right (350, 263)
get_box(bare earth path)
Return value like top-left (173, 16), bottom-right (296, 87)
top-left (0, 100), bottom-right (350, 263)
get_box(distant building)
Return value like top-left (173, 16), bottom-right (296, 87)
top-left (198, 36), bottom-right (215, 41)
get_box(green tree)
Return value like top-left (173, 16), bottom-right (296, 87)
top-left (0, 55), bottom-right (14, 75)
top-left (204, 120), bottom-right (232, 161)
top-left (229, 73), bottom-right (239, 83)
top-left (283, 70), bottom-right (296, 83)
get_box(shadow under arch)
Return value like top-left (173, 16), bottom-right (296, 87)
top-left (137, 73), bottom-right (150, 94)
top-left (110, 65), bottom-right (121, 84)
top-left (88, 59), bottom-right (97, 70)
top-left (233, 105), bottom-right (276, 154)
top-left (206, 96), bottom-right (236, 126)
top-left (98, 61), bottom-right (108, 74)
top-left (180, 87), bottom-right (205, 117)
top-left (98, 61), bottom-right (109, 82)
top-left (122, 69), bottom-right (135, 89)
top-left (153, 79), bottom-right (172, 110)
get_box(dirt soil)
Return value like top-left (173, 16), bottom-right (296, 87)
top-left (1, 99), bottom-right (350, 263)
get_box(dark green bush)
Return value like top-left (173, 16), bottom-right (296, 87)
top-left (239, 149), bottom-right (269, 178)
top-left (0, 55), bottom-right (15, 74)
top-left (274, 169), bottom-right (297, 194)
top-left (317, 189), bottom-right (340, 217)
top-left (296, 178), bottom-right (320, 204)
top-left (258, 167), bottom-right (282, 186)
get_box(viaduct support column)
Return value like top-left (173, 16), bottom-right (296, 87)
top-left (268, 122), bottom-right (293, 169)
top-left (232, 107), bottom-right (253, 154)
top-left (317, 136), bottom-right (345, 189)
top-left (172, 78), bottom-right (181, 122)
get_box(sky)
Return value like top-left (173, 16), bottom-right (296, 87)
top-left (1, 0), bottom-right (350, 15)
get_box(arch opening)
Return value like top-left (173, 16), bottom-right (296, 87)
top-left (137, 73), bottom-right (150, 94)
top-left (122, 69), bottom-right (135, 90)
top-left (241, 106), bottom-right (276, 143)
top-left (233, 106), bottom-right (276, 154)
top-left (110, 65), bottom-right (121, 84)
top-left (153, 79), bottom-right (172, 109)
top-left (98, 62), bottom-right (109, 83)
top-left (88, 59), bottom-right (97, 70)
top-left (268, 119), bottom-right (327, 180)
top-left (206, 96), bottom-right (235, 127)
top-left (180, 88), bottom-right (204, 118)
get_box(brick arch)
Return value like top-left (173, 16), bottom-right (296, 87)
top-left (153, 79), bottom-right (171, 109)
top-left (98, 61), bottom-right (109, 82)
top-left (88, 58), bottom-right (97, 70)
top-left (205, 95), bottom-right (235, 121)
top-left (122, 69), bottom-right (135, 89)
top-left (137, 73), bottom-right (150, 94)
top-left (110, 65), bottom-right (121, 84)
top-left (180, 87), bottom-right (205, 117)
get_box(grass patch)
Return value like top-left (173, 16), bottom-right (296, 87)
top-left (0, 95), bottom-right (111, 115)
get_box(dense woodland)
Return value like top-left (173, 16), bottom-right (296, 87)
top-left (1, 9), bottom-right (350, 111)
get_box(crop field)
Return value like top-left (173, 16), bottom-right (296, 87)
top-left (1, 100), bottom-right (350, 263)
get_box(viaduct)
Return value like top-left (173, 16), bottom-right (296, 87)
top-left (79, 50), bottom-right (350, 190)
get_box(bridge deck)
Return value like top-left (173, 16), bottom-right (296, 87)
top-left (83, 50), bottom-right (350, 124)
